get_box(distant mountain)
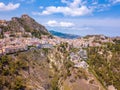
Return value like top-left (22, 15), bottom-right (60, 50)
top-left (49, 30), bottom-right (80, 39)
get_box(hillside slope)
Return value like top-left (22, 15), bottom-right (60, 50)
top-left (87, 41), bottom-right (120, 90)
top-left (0, 14), bottom-right (50, 38)
top-left (0, 44), bottom-right (104, 90)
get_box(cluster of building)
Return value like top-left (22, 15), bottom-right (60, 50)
top-left (0, 37), bottom-right (53, 55)
top-left (0, 32), bottom-right (114, 71)
top-left (0, 33), bottom-right (113, 56)
top-left (70, 48), bottom-right (88, 69)
top-left (0, 20), bottom-right (7, 26)
top-left (42, 35), bottom-right (113, 48)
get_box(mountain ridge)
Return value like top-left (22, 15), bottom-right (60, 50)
top-left (49, 30), bottom-right (80, 39)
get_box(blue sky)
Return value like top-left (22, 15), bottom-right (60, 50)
top-left (0, 0), bottom-right (120, 36)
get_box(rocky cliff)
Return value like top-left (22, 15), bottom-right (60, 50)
top-left (0, 14), bottom-right (50, 38)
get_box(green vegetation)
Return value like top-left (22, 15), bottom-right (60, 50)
top-left (31, 30), bottom-right (41, 38)
top-left (0, 29), bottom-right (4, 38)
top-left (113, 39), bottom-right (120, 44)
top-left (51, 75), bottom-right (59, 90)
top-left (0, 55), bottom-right (28, 90)
top-left (0, 15), bottom-right (50, 39)
top-left (87, 42), bottom-right (120, 89)
top-left (49, 43), bottom-right (75, 90)
top-left (64, 60), bottom-right (74, 77)
top-left (75, 68), bottom-right (88, 80)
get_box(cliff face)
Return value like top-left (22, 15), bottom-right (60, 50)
top-left (0, 14), bottom-right (50, 38)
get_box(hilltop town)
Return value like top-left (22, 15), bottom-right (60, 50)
top-left (0, 30), bottom-right (113, 55)
top-left (0, 15), bottom-right (114, 69)
top-left (0, 17), bottom-right (113, 55)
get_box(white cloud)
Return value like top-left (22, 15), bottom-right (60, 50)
top-left (35, 5), bottom-right (92, 16)
top-left (33, 0), bottom-right (120, 17)
top-left (41, 17), bottom-right (120, 36)
top-left (47, 20), bottom-right (58, 27)
top-left (47, 20), bottom-right (75, 27)
top-left (44, 18), bottom-right (120, 31)
top-left (60, 22), bottom-right (75, 27)
top-left (34, 0), bottom-right (93, 16)
top-left (0, 2), bottom-right (20, 11)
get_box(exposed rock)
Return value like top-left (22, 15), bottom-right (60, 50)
top-left (0, 14), bottom-right (50, 38)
